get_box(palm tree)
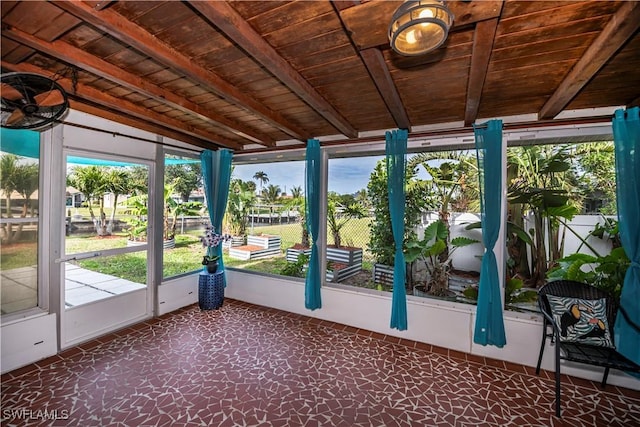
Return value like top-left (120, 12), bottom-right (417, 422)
top-left (11, 163), bottom-right (39, 242)
top-left (408, 151), bottom-right (478, 261)
top-left (0, 156), bottom-right (38, 243)
top-left (261, 184), bottom-right (281, 224)
top-left (285, 188), bottom-right (308, 246)
top-left (252, 171), bottom-right (269, 195)
top-left (67, 166), bottom-right (108, 235)
top-left (0, 155), bottom-right (18, 242)
top-left (225, 179), bottom-right (256, 236)
top-left (508, 145), bottom-right (578, 287)
top-left (327, 194), bottom-right (366, 248)
top-left (104, 169), bottom-right (135, 234)
top-left (290, 185), bottom-right (303, 199)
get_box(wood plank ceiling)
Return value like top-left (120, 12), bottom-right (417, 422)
top-left (1, 0), bottom-right (639, 152)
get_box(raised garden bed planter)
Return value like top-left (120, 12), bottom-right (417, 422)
top-left (373, 263), bottom-right (394, 286)
top-left (229, 234), bottom-right (281, 260)
top-left (287, 245), bottom-right (363, 282)
top-left (286, 244), bottom-right (312, 262)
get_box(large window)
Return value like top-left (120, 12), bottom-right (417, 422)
top-left (225, 137), bottom-right (620, 315)
top-left (504, 141), bottom-right (619, 311)
top-left (325, 150), bottom-right (484, 301)
top-left (224, 159), bottom-right (305, 277)
top-left (0, 130), bottom-right (40, 315)
top-left (325, 155), bottom-right (379, 288)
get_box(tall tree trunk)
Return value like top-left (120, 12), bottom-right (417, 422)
top-left (3, 197), bottom-right (13, 243)
top-left (107, 194), bottom-right (118, 234)
top-left (12, 201), bottom-right (29, 242)
top-left (97, 197), bottom-right (107, 236)
top-left (533, 212), bottom-right (547, 288)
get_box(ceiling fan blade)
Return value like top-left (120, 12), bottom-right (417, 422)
top-left (34, 89), bottom-right (65, 107)
top-left (5, 109), bottom-right (25, 126)
top-left (1, 83), bottom-right (24, 101)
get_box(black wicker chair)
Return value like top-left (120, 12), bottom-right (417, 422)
top-left (536, 280), bottom-right (640, 417)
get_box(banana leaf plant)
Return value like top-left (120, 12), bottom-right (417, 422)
top-left (507, 145), bottom-right (579, 287)
top-left (405, 220), bottom-right (478, 297)
top-left (547, 218), bottom-right (628, 303)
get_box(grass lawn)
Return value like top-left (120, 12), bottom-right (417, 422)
top-left (248, 216), bottom-right (373, 256)
top-left (0, 241), bottom-right (37, 270)
top-left (2, 217), bottom-right (376, 284)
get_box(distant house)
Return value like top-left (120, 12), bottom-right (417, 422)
top-left (65, 187), bottom-right (83, 208)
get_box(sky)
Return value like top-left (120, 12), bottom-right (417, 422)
top-left (233, 156), bottom-right (385, 196)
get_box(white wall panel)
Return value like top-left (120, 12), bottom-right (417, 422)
top-left (158, 276), bottom-right (198, 315)
top-left (1, 314), bottom-right (56, 374)
top-left (62, 290), bottom-right (149, 348)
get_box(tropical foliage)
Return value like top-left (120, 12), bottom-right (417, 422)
top-left (226, 178), bottom-right (256, 237)
top-left (547, 217), bottom-right (628, 302)
top-left (165, 160), bottom-right (202, 202)
top-left (327, 192), bottom-right (366, 248)
top-left (507, 145), bottom-right (579, 287)
top-left (367, 158), bottom-right (432, 266)
top-left (405, 220), bottom-right (478, 296)
top-left (1, 154), bottom-right (39, 243)
top-left (67, 165), bottom-right (109, 235)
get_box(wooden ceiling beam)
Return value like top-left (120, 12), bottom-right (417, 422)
top-left (539, 1), bottom-right (640, 120)
top-left (189, 1), bottom-right (357, 138)
top-left (51, 0), bottom-right (307, 141)
top-left (69, 99), bottom-right (212, 150)
top-left (333, 1), bottom-right (409, 130)
top-left (464, 18), bottom-right (500, 126)
top-left (359, 48), bottom-right (410, 130)
top-left (1, 60), bottom-right (241, 150)
top-left (1, 27), bottom-right (261, 148)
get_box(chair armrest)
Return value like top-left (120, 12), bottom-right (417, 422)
top-left (538, 297), bottom-right (562, 340)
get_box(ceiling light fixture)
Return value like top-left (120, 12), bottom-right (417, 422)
top-left (388, 0), bottom-right (454, 56)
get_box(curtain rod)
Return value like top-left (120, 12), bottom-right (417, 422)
top-left (58, 121), bottom-right (201, 154)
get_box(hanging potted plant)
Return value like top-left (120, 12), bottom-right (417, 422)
top-left (201, 226), bottom-right (230, 274)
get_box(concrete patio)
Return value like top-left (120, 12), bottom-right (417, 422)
top-left (0, 264), bottom-right (145, 314)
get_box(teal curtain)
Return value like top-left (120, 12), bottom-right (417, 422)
top-left (305, 139), bottom-right (322, 310)
top-left (473, 120), bottom-right (506, 347)
top-left (612, 106), bottom-right (640, 365)
top-left (386, 130), bottom-right (408, 331)
top-left (200, 149), bottom-right (233, 283)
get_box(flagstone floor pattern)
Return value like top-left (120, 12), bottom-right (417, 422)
top-left (2, 300), bottom-right (639, 426)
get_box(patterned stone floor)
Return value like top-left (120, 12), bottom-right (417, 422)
top-left (2, 299), bottom-right (639, 426)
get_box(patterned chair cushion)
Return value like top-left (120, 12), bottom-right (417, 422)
top-left (547, 295), bottom-right (614, 348)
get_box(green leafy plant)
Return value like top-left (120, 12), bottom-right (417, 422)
top-left (547, 218), bottom-right (628, 302)
top-left (507, 145), bottom-right (579, 287)
top-left (462, 277), bottom-right (537, 305)
top-left (279, 253), bottom-right (309, 278)
top-left (122, 184), bottom-right (202, 242)
top-left (367, 159), bottom-right (431, 266)
top-left (405, 220), bottom-right (478, 296)
top-left (163, 183), bottom-right (202, 241)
